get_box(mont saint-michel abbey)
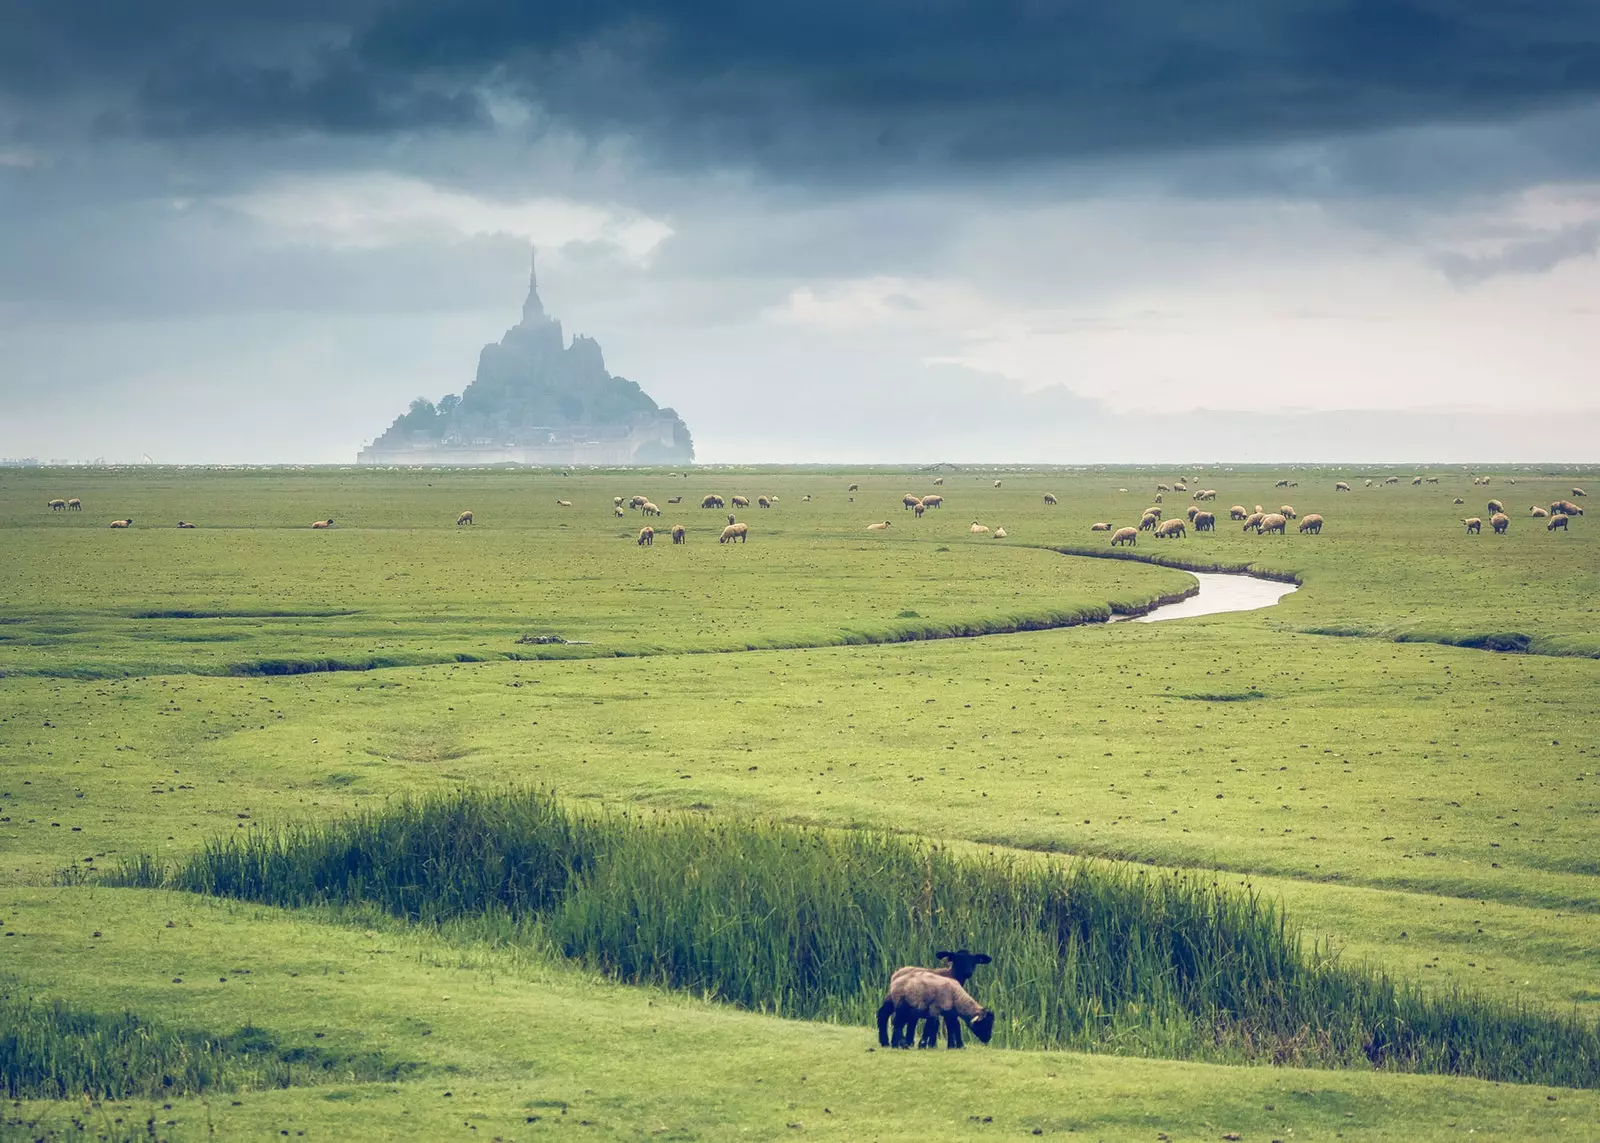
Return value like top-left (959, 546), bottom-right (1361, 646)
top-left (358, 253), bottom-right (694, 467)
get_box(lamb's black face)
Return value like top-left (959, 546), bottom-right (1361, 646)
top-left (971, 1009), bottom-right (995, 1043)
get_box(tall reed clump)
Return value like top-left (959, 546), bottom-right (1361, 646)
top-left (111, 788), bottom-right (1600, 1087)
top-left (0, 982), bottom-right (417, 1099)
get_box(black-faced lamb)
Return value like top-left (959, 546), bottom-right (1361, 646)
top-left (1548, 514), bottom-right (1569, 532)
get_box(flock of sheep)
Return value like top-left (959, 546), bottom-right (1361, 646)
top-left (1087, 478), bottom-right (1325, 547)
top-left (44, 477), bottom-right (1589, 546)
top-left (1461, 492), bottom-right (1585, 536)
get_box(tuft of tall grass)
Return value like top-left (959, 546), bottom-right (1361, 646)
top-left (111, 788), bottom-right (1600, 1087)
top-left (0, 982), bottom-right (418, 1100)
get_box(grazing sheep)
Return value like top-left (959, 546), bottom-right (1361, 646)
top-left (867, 520), bottom-right (892, 531)
top-left (933, 477), bottom-right (944, 485)
top-left (701, 495), bottom-right (725, 509)
top-left (1275, 479), bottom-right (1290, 488)
top-left (802, 495), bottom-right (812, 502)
top-left (628, 495), bottom-right (648, 510)
top-left (1153, 493), bottom-right (1164, 504)
top-left (1194, 511), bottom-right (1216, 532)
top-left (637, 526), bottom-right (654, 546)
top-left (1155, 519), bottom-right (1186, 539)
top-left (1110, 527), bottom-right (1138, 546)
top-left (1043, 493), bottom-right (1058, 505)
top-left (1384, 476), bottom-right (1400, 485)
top-left (718, 522), bottom-right (749, 543)
top-left (1138, 513), bottom-right (1160, 532)
top-left (1463, 517), bottom-right (1482, 534)
top-left (1289, 480), bottom-right (1299, 487)
top-left (1486, 500), bottom-right (1504, 515)
top-left (903, 494), bottom-right (921, 511)
top-left (109, 518), bottom-right (133, 528)
top-left (1241, 513), bottom-right (1264, 533)
top-left (1530, 506), bottom-right (1548, 518)
top-left (1491, 512), bottom-right (1510, 534)
top-left (1229, 505), bottom-right (1248, 520)
top-left (731, 495), bottom-right (750, 508)
top-left (1279, 505), bottom-right (1296, 519)
top-left (1412, 476), bottom-right (1423, 486)
top-left (555, 500), bottom-right (573, 507)
top-left (993, 480), bottom-right (1002, 488)
top-left (1258, 513), bottom-right (1288, 535)
top-left (921, 494), bottom-right (944, 509)
top-left (1425, 477), bottom-right (1439, 484)
top-left (614, 496), bottom-right (624, 508)
top-left (1297, 514), bottom-right (1324, 534)
top-left (848, 483), bottom-right (859, 492)
top-left (914, 502), bottom-right (926, 518)
top-left (882, 971), bottom-right (995, 1050)
top-left (993, 527), bottom-right (1007, 539)
top-left (1156, 483), bottom-right (1171, 493)
top-left (970, 521), bottom-right (989, 534)
top-left (668, 496), bottom-right (683, 504)
top-left (641, 501), bottom-right (661, 517)
top-left (1574, 487), bottom-right (1587, 497)
top-left (1335, 481), bottom-right (1351, 492)
top-left (1365, 479), bottom-right (1373, 487)
top-left (1143, 506), bottom-right (1163, 521)
top-left (176, 521), bottom-right (197, 529)
top-left (1548, 514), bottom-right (1569, 532)
top-left (758, 497), bottom-right (772, 509)
top-left (1090, 522), bottom-right (1112, 531)
top-left (68, 498), bottom-right (82, 510)
top-left (310, 518), bottom-right (334, 529)
top-left (1172, 482), bottom-right (1187, 492)
top-left (1454, 498), bottom-right (1464, 505)
top-left (456, 511), bottom-right (474, 526)
top-left (1552, 500), bottom-right (1585, 517)
top-left (47, 499), bottom-right (66, 511)
top-left (614, 507), bottom-right (626, 517)
top-left (671, 524), bottom-right (686, 544)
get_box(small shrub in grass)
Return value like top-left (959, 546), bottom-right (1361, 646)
top-left (112, 788), bottom-right (1600, 1087)
top-left (0, 982), bottom-right (419, 1100)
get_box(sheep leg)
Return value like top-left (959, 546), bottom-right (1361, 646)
top-left (890, 1007), bottom-right (912, 1048)
top-left (943, 1012), bottom-right (964, 1049)
top-left (917, 1014), bottom-right (940, 1049)
top-left (876, 999), bottom-right (894, 1047)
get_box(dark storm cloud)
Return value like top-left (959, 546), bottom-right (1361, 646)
top-left (1435, 220), bottom-right (1600, 286)
top-left (6, 1), bottom-right (1600, 178)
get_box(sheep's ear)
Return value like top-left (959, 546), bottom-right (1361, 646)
top-left (935, 950), bottom-right (955, 962)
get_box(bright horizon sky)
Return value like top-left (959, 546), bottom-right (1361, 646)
top-left (3, 2), bottom-right (1598, 463)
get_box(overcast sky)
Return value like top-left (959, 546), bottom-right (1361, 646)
top-left (3, 1), bottom-right (1599, 463)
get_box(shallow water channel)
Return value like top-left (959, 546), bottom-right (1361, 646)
top-left (1114, 570), bottom-right (1298, 623)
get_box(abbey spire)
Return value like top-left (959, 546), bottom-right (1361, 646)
top-left (520, 246), bottom-right (546, 326)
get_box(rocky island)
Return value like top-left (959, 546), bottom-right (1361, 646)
top-left (358, 252), bottom-right (694, 466)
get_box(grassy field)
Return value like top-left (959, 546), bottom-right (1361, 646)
top-left (2, 463), bottom-right (1597, 1139)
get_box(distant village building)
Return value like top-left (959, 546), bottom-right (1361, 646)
top-left (359, 252), bottom-right (694, 466)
